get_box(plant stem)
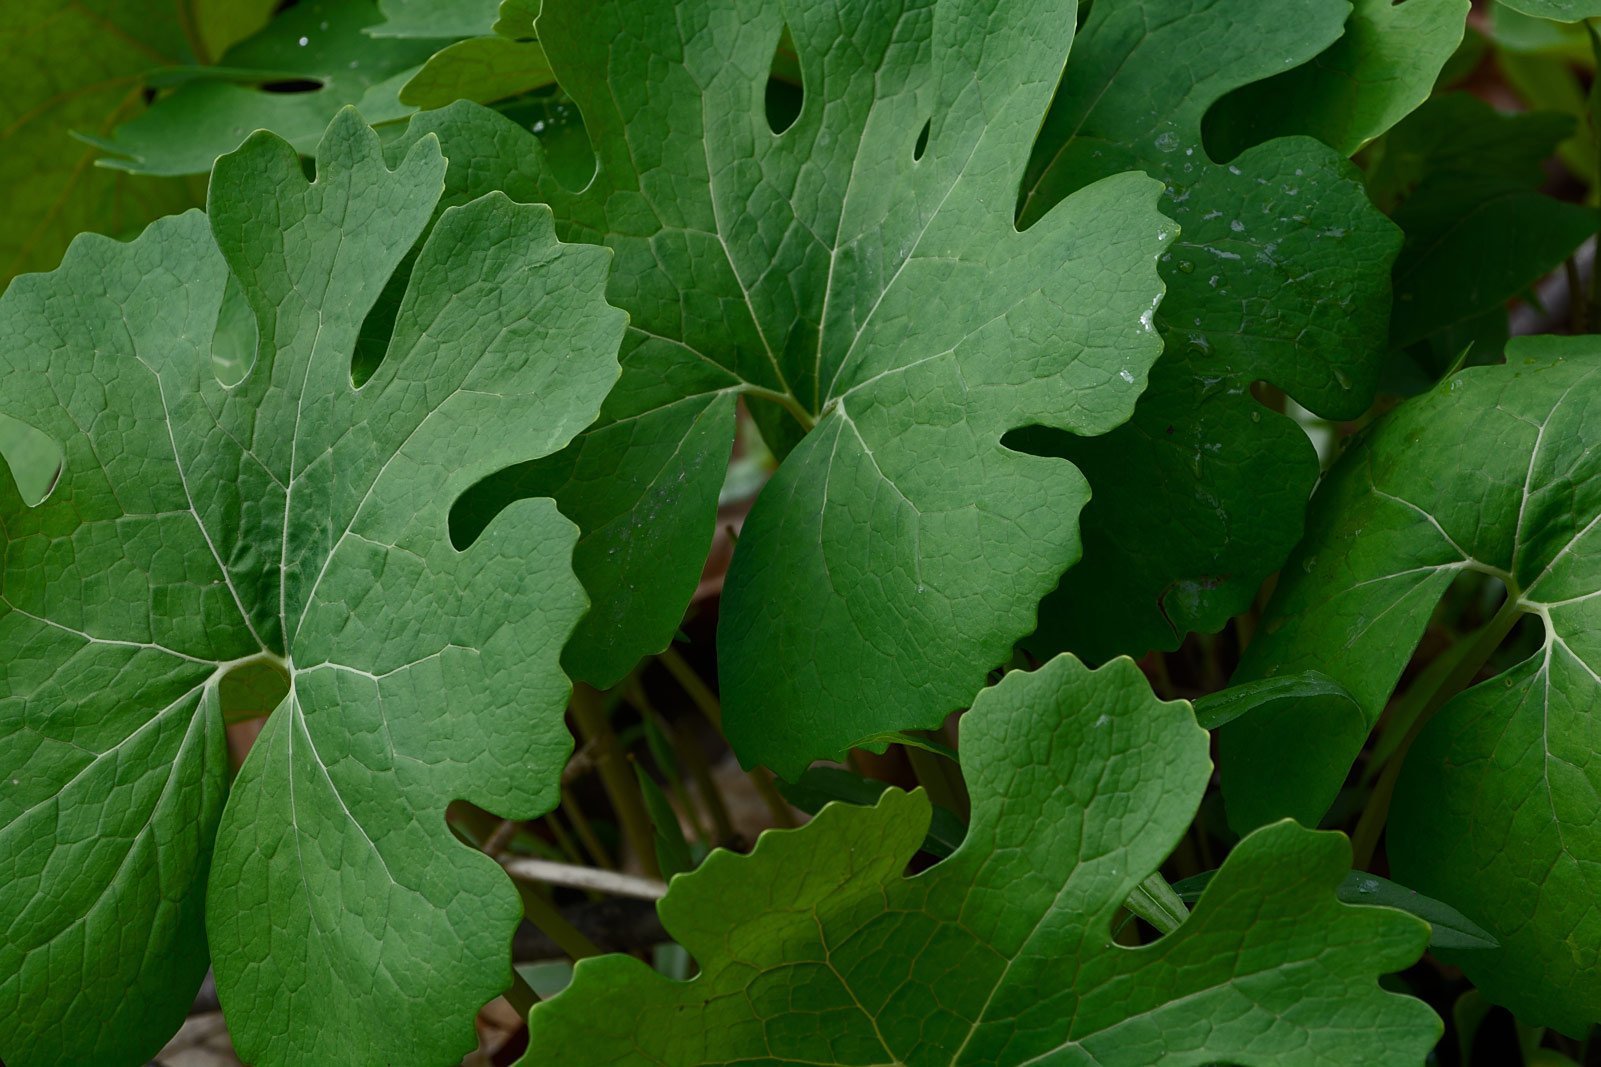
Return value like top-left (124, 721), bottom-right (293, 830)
top-left (740, 384), bottom-right (816, 432)
top-left (561, 785), bottom-right (615, 871)
top-left (570, 683), bottom-right (661, 879)
top-left (1351, 597), bottom-right (1525, 869)
top-left (658, 645), bottom-right (798, 828)
top-left (503, 857), bottom-right (668, 901)
top-left (516, 882), bottom-right (604, 960)
top-left (542, 812), bottom-right (586, 867)
top-left (904, 741), bottom-right (969, 822)
top-left (504, 970), bottom-right (541, 1017)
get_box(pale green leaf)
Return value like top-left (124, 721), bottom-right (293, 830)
top-left (1220, 338), bottom-right (1601, 1034)
top-left (370, 0), bottom-right (502, 38)
top-left (0, 109), bottom-right (624, 1066)
top-left (524, 656), bottom-right (1439, 1065)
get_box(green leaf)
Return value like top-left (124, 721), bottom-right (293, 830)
top-left (635, 765), bottom-right (694, 879)
top-left (777, 765), bottom-right (968, 858)
top-left (1171, 870), bottom-right (1499, 951)
top-left (405, 0), bottom-right (1174, 775)
top-left (1191, 669), bottom-right (1362, 732)
top-left (1498, 0), bottom-right (1601, 20)
top-left (1015, 0), bottom-right (1406, 662)
top-left (371, 0), bottom-right (503, 38)
top-left (88, 0), bottom-right (440, 177)
top-left (0, 110), bottom-right (624, 1066)
top-left (523, 656), bottom-right (1438, 1065)
top-left (399, 36), bottom-right (554, 109)
top-left (0, 414), bottom-right (63, 508)
top-left (1204, 0), bottom-right (1469, 158)
top-left (0, 1), bottom-right (206, 287)
top-left (385, 0), bottom-right (555, 109)
top-left (1219, 338), bottom-right (1601, 1034)
top-left (1375, 95), bottom-right (1597, 362)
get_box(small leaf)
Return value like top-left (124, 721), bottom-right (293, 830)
top-left (1192, 670), bottom-right (1361, 731)
top-left (90, 0), bottom-right (440, 177)
top-left (635, 765), bottom-right (694, 879)
top-left (1173, 871), bottom-right (1499, 951)
top-left (1205, 0), bottom-right (1468, 157)
top-left (524, 656), bottom-right (1438, 1065)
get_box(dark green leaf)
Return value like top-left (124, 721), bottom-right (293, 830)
top-left (1018, 0), bottom-right (1408, 662)
top-left (1220, 338), bottom-right (1601, 1034)
top-left (524, 656), bottom-right (1438, 1065)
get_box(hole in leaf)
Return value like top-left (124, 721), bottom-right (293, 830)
top-left (913, 118), bottom-right (931, 161)
top-left (765, 26), bottom-right (803, 134)
top-left (260, 78), bottom-right (324, 94)
top-left (448, 460), bottom-right (551, 551)
top-left (212, 273), bottom-right (259, 387)
top-left (351, 258), bottom-right (412, 388)
top-left (219, 657), bottom-right (291, 726)
top-left (0, 414), bottom-right (62, 506)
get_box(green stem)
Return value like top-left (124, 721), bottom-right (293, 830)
top-left (740, 384), bottom-right (816, 432)
top-left (659, 646), bottom-right (798, 828)
top-left (516, 882), bottom-right (603, 960)
top-left (561, 785), bottom-right (615, 871)
top-left (1351, 597), bottom-right (1525, 869)
top-left (542, 811), bottom-right (586, 868)
top-left (904, 741), bottom-right (969, 822)
top-left (570, 684), bottom-right (661, 879)
top-left (504, 970), bottom-right (541, 1018)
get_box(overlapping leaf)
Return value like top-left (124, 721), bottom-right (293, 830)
top-left (1371, 94), bottom-right (1596, 380)
top-left (1499, 0), bottom-right (1601, 20)
top-left (524, 655), bottom-right (1438, 1065)
top-left (372, 0), bottom-right (553, 109)
top-left (1219, 338), bottom-right (1601, 1034)
top-left (1017, 0), bottom-right (1458, 663)
top-left (0, 110), bottom-right (624, 1066)
top-left (1205, 0), bottom-right (1467, 158)
top-left (88, 0), bottom-right (440, 177)
top-left (410, 0), bottom-right (1173, 775)
top-left (1, 2), bottom-right (205, 287)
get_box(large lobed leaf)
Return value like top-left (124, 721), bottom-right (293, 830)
top-left (413, 0), bottom-right (1175, 776)
top-left (524, 655), bottom-right (1439, 1065)
top-left (1220, 338), bottom-right (1601, 1034)
top-left (0, 110), bottom-right (624, 1066)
